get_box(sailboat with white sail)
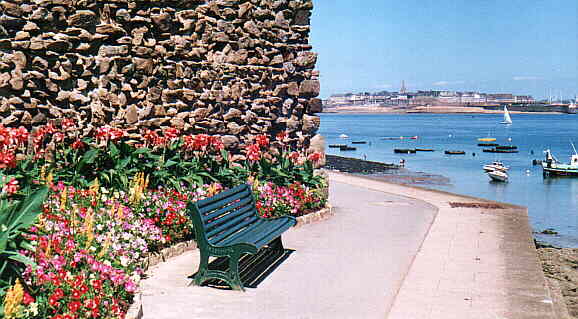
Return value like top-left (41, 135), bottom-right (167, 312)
top-left (501, 105), bottom-right (512, 124)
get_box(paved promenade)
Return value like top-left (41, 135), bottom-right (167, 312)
top-left (140, 172), bottom-right (555, 318)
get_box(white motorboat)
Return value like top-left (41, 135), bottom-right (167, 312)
top-left (339, 134), bottom-right (349, 139)
top-left (487, 170), bottom-right (509, 182)
top-left (483, 161), bottom-right (509, 172)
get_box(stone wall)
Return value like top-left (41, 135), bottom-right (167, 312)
top-left (0, 0), bottom-right (322, 150)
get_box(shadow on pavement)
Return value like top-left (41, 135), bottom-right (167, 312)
top-left (189, 247), bottom-right (295, 290)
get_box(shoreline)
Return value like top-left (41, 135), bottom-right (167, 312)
top-left (322, 105), bottom-right (566, 115)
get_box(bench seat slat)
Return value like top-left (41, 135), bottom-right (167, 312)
top-left (215, 218), bottom-right (294, 248)
top-left (203, 197), bottom-right (254, 228)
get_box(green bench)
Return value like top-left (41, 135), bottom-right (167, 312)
top-left (187, 183), bottom-right (296, 291)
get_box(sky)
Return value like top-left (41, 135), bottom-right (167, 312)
top-left (309, 0), bottom-right (578, 100)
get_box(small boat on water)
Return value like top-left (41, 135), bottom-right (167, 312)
top-left (541, 147), bottom-right (578, 176)
top-left (339, 146), bottom-right (356, 151)
top-left (483, 161), bottom-right (509, 172)
top-left (351, 141), bottom-right (367, 144)
top-left (483, 148), bottom-right (518, 153)
top-left (487, 170), bottom-right (509, 182)
top-left (394, 148), bottom-right (416, 154)
top-left (382, 136), bottom-right (418, 140)
top-left (478, 143), bottom-right (499, 147)
top-left (495, 145), bottom-right (518, 150)
top-left (445, 150), bottom-right (465, 155)
top-left (415, 148), bottom-right (435, 152)
top-left (339, 134), bottom-right (349, 139)
top-left (478, 137), bottom-right (497, 142)
top-left (501, 105), bottom-right (513, 125)
top-left (328, 144), bottom-right (347, 148)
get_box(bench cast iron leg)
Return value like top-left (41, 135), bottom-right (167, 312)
top-left (228, 252), bottom-right (244, 291)
top-left (192, 249), bottom-right (210, 287)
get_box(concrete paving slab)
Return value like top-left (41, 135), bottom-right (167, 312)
top-left (326, 172), bottom-right (555, 319)
top-left (141, 180), bottom-right (437, 319)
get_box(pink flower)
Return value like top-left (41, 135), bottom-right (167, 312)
top-left (2, 178), bottom-right (19, 194)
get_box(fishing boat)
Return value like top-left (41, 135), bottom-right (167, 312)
top-left (483, 161), bottom-right (509, 172)
top-left (477, 137), bottom-right (496, 142)
top-left (501, 105), bottom-right (513, 124)
top-left (382, 136), bottom-right (418, 140)
top-left (487, 170), bottom-right (509, 182)
top-left (351, 141), bottom-right (367, 144)
top-left (328, 144), bottom-right (347, 148)
top-left (478, 143), bottom-right (499, 147)
top-left (495, 145), bottom-right (518, 150)
top-left (483, 148), bottom-right (518, 153)
top-left (394, 149), bottom-right (416, 154)
top-left (541, 146), bottom-right (578, 176)
top-left (445, 150), bottom-right (465, 155)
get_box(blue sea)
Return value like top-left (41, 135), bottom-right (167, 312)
top-left (319, 113), bottom-right (578, 247)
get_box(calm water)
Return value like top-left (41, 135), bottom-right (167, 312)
top-left (319, 113), bottom-right (578, 247)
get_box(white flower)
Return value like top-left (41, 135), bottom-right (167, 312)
top-left (120, 256), bottom-right (130, 267)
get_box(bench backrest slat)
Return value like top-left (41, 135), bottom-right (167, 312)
top-left (209, 216), bottom-right (260, 245)
top-left (189, 184), bottom-right (261, 247)
top-left (205, 204), bottom-right (256, 237)
top-left (202, 196), bottom-right (253, 224)
top-left (196, 185), bottom-right (248, 211)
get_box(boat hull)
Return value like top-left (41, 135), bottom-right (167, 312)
top-left (542, 167), bottom-right (578, 176)
top-left (487, 171), bottom-right (508, 182)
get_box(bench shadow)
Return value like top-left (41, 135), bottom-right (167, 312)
top-left (188, 247), bottom-right (295, 290)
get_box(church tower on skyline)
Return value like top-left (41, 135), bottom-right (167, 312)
top-left (400, 80), bottom-right (407, 94)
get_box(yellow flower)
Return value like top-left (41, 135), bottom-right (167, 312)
top-left (117, 204), bottom-right (124, 220)
top-left (3, 279), bottom-right (24, 319)
top-left (90, 178), bottom-right (100, 197)
top-left (84, 208), bottom-right (94, 247)
top-left (59, 187), bottom-right (67, 211)
top-left (46, 172), bottom-right (53, 186)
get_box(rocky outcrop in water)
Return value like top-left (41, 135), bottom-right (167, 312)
top-left (0, 0), bottom-right (322, 150)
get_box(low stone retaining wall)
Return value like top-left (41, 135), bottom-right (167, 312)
top-left (125, 204), bottom-right (333, 319)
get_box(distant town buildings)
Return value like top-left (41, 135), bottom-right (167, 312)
top-left (324, 89), bottom-right (537, 108)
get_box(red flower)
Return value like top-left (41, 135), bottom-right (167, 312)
top-left (71, 289), bottom-right (82, 300)
top-left (22, 292), bottom-right (35, 305)
top-left (307, 152), bottom-right (322, 163)
top-left (193, 134), bottom-right (210, 150)
top-left (79, 284), bottom-right (89, 295)
top-left (246, 144), bottom-right (260, 162)
top-left (71, 139), bottom-right (85, 150)
top-left (68, 300), bottom-right (82, 313)
top-left (163, 127), bottom-right (180, 140)
top-left (53, 132), bottom-right (65, 143)
top-left (92, 279), bottom-right (103, 290)
top-left (49, 295), bottom-right (60, 308)
top-left (276, 131), bottom-right (288, 141)
top-left (84, 298), bottom-right (99, 310)
top-left (255, 135), bottom-right (269, 147)
top-left (61, 118), bottom-right (76, 130)
top-left (210, 136), bottom-right (224, 150)
top-left (0, 151), bottom-right (16, 169)
top-left (288, 152), bottom-right (299, 161)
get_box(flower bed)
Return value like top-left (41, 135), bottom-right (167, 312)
top-left (0, 122), bottom-right (327, 319)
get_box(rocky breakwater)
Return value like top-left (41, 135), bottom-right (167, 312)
top-left (0, 0), bottom-right (323, 151)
